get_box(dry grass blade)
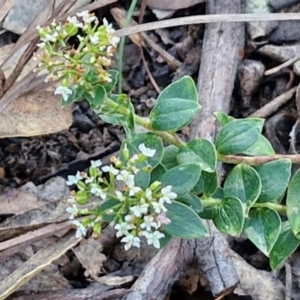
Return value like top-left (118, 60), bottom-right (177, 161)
top-left (115, 13), bottom-right (300, 37)
top-left (0, 232), bottom-right (81, 300)
top-left (0, 221), bottom-right (73, 256)
top-left (111, 6), bottom-right (181, 70)
top-left (0, 0), bottom-right (15, 23)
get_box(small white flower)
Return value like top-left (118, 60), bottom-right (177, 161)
top-left (85, 177), bottom-right (94, 184)
top-left (103, 18), bottom-right (115, 33)
top-left (126, 175), bottom-right (135, 188)
top-left (138, 143), bottom-right (156, 157)
top-left (67, 196), bottom-right (76, 204)
top-left (152, 201), bottom-right (167, 214)
top-left (54, 85), bottom-right (73, 101)
top-left (67, 16), bottom-right (83, 28)
top-left (66, 204), bottom-right (79, 219)
top-left (140, 216), bottom-right (159, 231)
top-left (114, 222), bottom-right (134, 238)
top-left (77, 10), bottom-right (96, 23)
top-left (110, 35), bottom-right (120, 46)
top-left (128, 185), bottom-right (142, 197)
top-left (90, 34), bottom-right (99, 44)
top-left (37, 42), bottom-right (45, 48)
top-left (90, 187), bottom-right (106, 200)
top-left (72, 220), bottom-right (87, 238)
top-left (121, 234), bottom-right (140, 251)
top-left (115, 191), bottom-right (126, 201)
top-left (43, 32), bottom-right (59, 42)
top-left (156, 212), bottom-right (171, 225)
top-left (159, 186), bottom-right (177, 204)
top-left (102, 165), bottom-right (119, 175)
top-left (36, 25), bottom-right (42, 32)
top-left (130, 204), bottom-right (149, 217)
top-left (91, 160), bottom-right (102, 167)
top-left (143, 231), bottom-right (165, 249)
top-left (116, 170), bottom-right (130, 182)
top-left (125, 214), bottom-right (134, 222)
top-left (66, 171), bottom-right (82, 186)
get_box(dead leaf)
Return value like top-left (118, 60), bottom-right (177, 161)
top-left (73, 239), bottom-right (106, 279)
top-left (146, 0), bottom-right (205, 10)
top-left (0, 232), bottom-right (80, 300)
top-left (0, 187), bottom-right (42, 215)
top-left (0, 90), bottom-right (73, 137)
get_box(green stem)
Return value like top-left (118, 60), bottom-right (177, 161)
top-left (201, 198), bottom-right (287, 215)
top-left (253, 202), bottom-right (287, 215)
top-left (117, 0), bottom-right (139, 93)
top-left (218, 153), bottom-right (300, 165)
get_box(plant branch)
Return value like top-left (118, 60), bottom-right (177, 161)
top-left (218, 153), bottom-right (300, 165)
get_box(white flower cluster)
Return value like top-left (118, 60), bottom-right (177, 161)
top-left (66, 144), bottom-right (177, 251)
top-left (35, 11), bottom-right (120, 103)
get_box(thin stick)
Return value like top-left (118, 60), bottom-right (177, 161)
top-left (250, 86), bottom-right (297, 118)
top-left (115, 13), bottom-right (300, 37)
top-left (265, 55), bottom-right (300, 76)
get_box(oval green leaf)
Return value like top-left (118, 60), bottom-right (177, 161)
top-left (244, 208), bottom-right (281, 257)
top-left (164, 201), bottom-right (208, 238)
top-left (202, 171), bottom-right (218, 197)
top-left (214, 112), bottom-right (235, 126)
top-left (120, 133), bottom-right (164, 169)
top-left (213, 197), bottom-right (244, 236)
top-left (177, 139), bottom-right (216, 172)
top-left (242, 135), bottom-right (275, 156)
top-left (150, 99), bottom-right (200, 131)
top-left (255, 159), bottom-right (291, 203)
top-left (216, 119), bottom-right (261, 155)
top-left (224, 164), bottom-right (261, 214)
top-left (161, 145), bottom-right (179, 170)
top-left (177, 193), bottom-right (203, 213)
top-left (161, 163), bottom-right (201, 197)
top-left (287, 169), bottom-right (300, 236)
top-left (270, 221), bottom-right (300, 270)
top-left (156, 76), bottom-right (198, 102)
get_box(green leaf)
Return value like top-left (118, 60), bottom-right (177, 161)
top-left (159, 231), bottom-right (172, 248)
top-left (150, 76), bottom-right (200, 131)
top-left (224, 164), bottom-right (261, 214)
top-left (202, 171), bottom-right (218, 197)
top-left (244, 208), bottom-right (281, 256)
top-left (161, 145), bottom-right (179, 170)
top-left (164, 201), bottom-right (208, 238)
top-left (161, 164), bottom-right (201, 197)
top-left (120, 133), bottom-right (164, 169)
top-left (199, 207), bottom-right (215, 220)
top-left (256, 159), bottom-right (291, 203)
top-left (270, 222), bottom-right (300, 270)
top-left (150, 99), bottom-right (200, 131)
top-left (135, 171), bottom-right (150, 190)
top-left (85, 84), bottom-right (106, 106)
top-left (97, 198), bottom-right (120, 222)
top-left (177, 193), bottom-right (203, 213)
top-left (213, 197), bottom-right (244, 236)
top-left (287, 169), bottom-right (300, 236)
top-left (191, 176), bottom-right (203, 194)
top-left (242, 135), bottom-right (275, 156)
top-left (150, 164), bottom-right (166, 183)
top-left (216, 119), bottom-right (261, 155)
top-left (177, 139), bottom-right (216, 172)
top-left (156, 76), bottom-right (198, 102)
top-left (215, 112), bottom-right (235, 126)
top-left (103, 70), bottom-right (118, 93)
